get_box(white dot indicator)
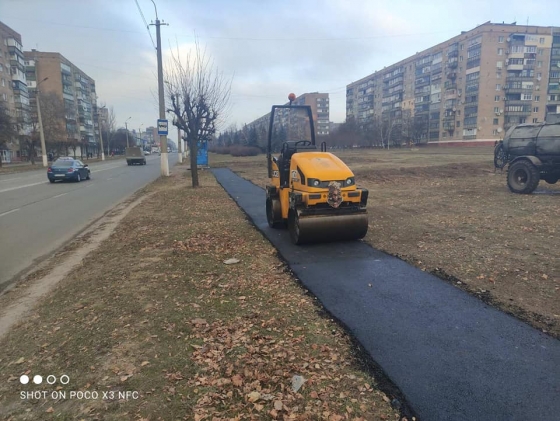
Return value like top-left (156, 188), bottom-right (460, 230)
top-left (60, 375), bottom-right (69, 385)
top-left (46, 375), bottom-right (56, 385)
top-left (33, 375), bottom-right (42, 384)
top-left (20, 375), bottom-right (29, 384)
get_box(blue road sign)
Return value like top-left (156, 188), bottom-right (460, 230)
top-left (157, 119), bottom-right (168, 135)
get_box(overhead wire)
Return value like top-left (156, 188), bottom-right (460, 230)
top-left (134, 0), bottom-right (156, 49)
top-left (1, 15), bottom-right (456, 43)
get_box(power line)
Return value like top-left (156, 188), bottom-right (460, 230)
top-left (2, 16), bottom-right (456, 42)
top-left (134, 0), bottom-right (156, 49)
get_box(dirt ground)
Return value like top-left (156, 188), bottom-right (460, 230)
top-left (212, 146), bottom-right (560, 338)
top-left (0, 167), bottom-right (404, 421)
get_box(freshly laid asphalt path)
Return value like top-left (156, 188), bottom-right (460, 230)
top-left (212, 168), bottom-right (560, 421)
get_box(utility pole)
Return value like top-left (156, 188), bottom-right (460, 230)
top-left (150, 1), bottom-right (169, 176)
top-left (97, 105), bottom-right (106, 161)
top-left (177, 126), bottom-right (182, 163)
top-left (125, 116), bottom-right (131, 148)
top-left (36, 77), bottom-right (49, 167)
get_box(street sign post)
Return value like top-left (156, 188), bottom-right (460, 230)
top-left (157, 119), bottom-right (168, 135)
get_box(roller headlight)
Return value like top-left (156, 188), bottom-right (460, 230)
top-left (346, 178), bottom-right (354, 186)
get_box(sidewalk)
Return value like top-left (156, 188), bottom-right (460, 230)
top-left (0, 167), bottom-right (403, 421)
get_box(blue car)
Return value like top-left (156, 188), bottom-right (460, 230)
top-left (47, 157), bottom-right (91, 183)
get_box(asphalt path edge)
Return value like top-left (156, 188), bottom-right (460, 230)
top-left (212, 170), bottom-right (419, 421)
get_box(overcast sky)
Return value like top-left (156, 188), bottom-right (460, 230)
top-left (1, 0), bottom-right (558, 133)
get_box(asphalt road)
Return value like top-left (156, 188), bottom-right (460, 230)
top-left (212, 168), bottom-right (560, 421)
top-left (0, 154), bottom-right (176, 290)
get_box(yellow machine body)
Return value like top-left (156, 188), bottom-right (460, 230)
top-left (265, 103), bottom-right (369, 244)
top-left (269, 151), bottom-right (366, 219)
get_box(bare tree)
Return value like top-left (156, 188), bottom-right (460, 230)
top-left (105, 106), bottom-right (117, 155)
top-left (41, 93), bottom-right (66, 157)
top-left (0, 101), bottom-right (17, 167)
top-left (166, 42), bottom-right (232, 187)
top-left (23, 92), bottom-right (65, 163)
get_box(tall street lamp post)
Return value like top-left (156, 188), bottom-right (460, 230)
top-left (96, 105), bottom-right (106, 161)
top-left (36, 77), bottom-right (49, 167)
top-left (125, 117), bottom-right (131, 148)
top-left (139, 124), bottom-right (144, 148)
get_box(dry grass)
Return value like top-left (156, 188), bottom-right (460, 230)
top-left (212, 146), bottom-right (560, 338)
top-left (0, 167), bottom-right (404, 421)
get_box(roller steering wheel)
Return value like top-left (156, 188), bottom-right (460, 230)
top-left (295, 140), bottom-right (312, 147)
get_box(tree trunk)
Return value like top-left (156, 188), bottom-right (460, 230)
top-left (189, 139), bottom-right (199, 188)
top-left (29, 141), bottom-right (36, 165)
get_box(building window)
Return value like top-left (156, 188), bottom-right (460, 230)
top-left (495, 95), bottom-right (500, 101)
top-left (498, 48), bottom-right (504, 55)
top-left (537, 61), bottom-right (542, 68)
top-left (496, 84), bottom-right (501, 91)
top-left (1, 79), bottom-right (4, 87)
top-left (535, 95), bottom-right (540, 102)
top-left (493, 118), bottom-right (499, 125)
top-left (456, 121), bottom-right (461, 127)
top-left (538, 48), bottom-right (544, 55)
top-left (493, 129), bottom-right (499, 135)
top-left (539, 37), bottom-right (545, 44)
top-left (496, 61), bottom-right (503, 69)
top-left (494, 106), bottom-right (500, 113)
top-left (533, 118), bottom-right (538, 123)
top-left (496, 72), bottom-right (502, 79)
top-left (460, 55), bottom-right (463, 61)
top-left (533, 107), bottom-right (539, 113)
top-left (498, 36), bottom-right (504, 43)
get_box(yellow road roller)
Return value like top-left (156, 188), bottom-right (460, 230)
top-left (266, 94), bottom-right (369, 244)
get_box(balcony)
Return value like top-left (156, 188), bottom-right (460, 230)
top-left (507, 63), bottom-right (524, 71)
top-left (506, 75), bottom-right (534, 82)
top-left (505, 110), bottom-right (531, 116)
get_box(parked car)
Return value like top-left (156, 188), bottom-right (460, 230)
top-left (47, 157), bottom-right (90, 183)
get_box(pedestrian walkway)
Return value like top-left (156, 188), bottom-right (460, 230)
top-left (212, 168), bottom-right (560, 421)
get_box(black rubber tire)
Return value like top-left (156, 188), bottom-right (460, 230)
top-left (507, 160), bottom-right (539, 194)
top-left (49, 179), bottom-right (55, 183)
top-left (86, 171), bottom-right (90, 180)
top-left (543, 176), bottom-right (558, 185)
top-left (288, 209), bottom-right (303, 245)
top-left (76, 173), bottom-right (81, 182)
top-left (493, 142), bottom-right (507, 169)
top-left (266, 197), bottom-right (283, 228)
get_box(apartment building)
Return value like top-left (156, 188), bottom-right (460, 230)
top-left (24, 50), bottom-right (98, 155)
top-left (0, 21), bottom-right (30, 162)
top-left (346, 22), bottom-right (560, 143)
top-left (248, 92), bottom-right (330, 140)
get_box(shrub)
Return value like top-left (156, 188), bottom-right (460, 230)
top-left (230, 146), bottom-right (261, 157)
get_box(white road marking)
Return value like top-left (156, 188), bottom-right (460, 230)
top-left (0, 181), bottom-right (45, 194)
top-left (51, 193), bottom-right (68, 199)
top-left (0, 208), bottom-right (20, 218)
